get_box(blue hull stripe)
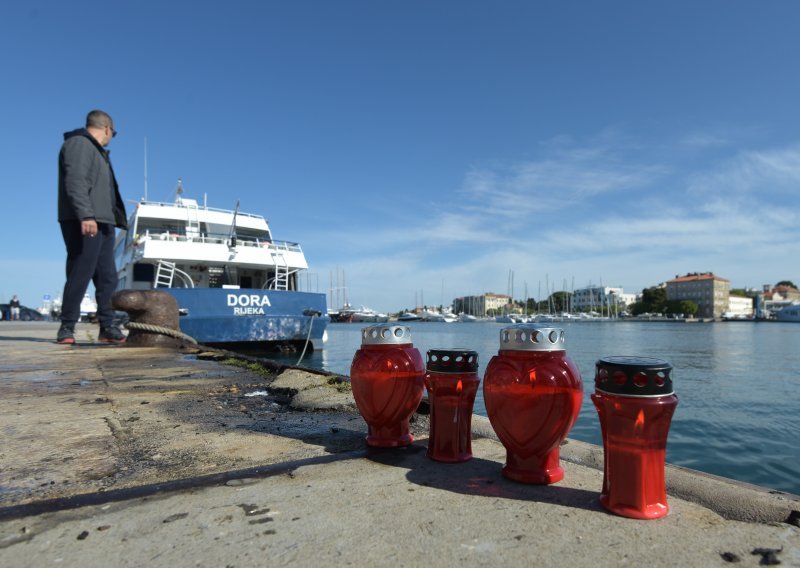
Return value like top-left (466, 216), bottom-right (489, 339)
top-left (165, 288), bottom-right (329, 344)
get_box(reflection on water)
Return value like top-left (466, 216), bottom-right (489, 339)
top-left (266, 320), bottom-right (800, 495)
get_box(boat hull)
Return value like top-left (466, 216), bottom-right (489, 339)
top-left (775, 305), bottom-right (800, 322)
top-left (166, 288), bottom-right (329, 349)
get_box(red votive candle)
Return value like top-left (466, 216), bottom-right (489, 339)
top-left (592, 356), bottom-right (678, 520)
top-left (483, 325), bottom-right (583, 484)
top-left (350, 325), bottom-right (425, 447)
top-left (425, 349), bottom-right (480, 463)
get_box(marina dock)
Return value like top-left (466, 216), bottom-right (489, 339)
top-left (1, 322), bottom-right (798, 567)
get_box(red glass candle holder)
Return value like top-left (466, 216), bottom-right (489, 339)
top-left (425, 349), bottom-right (480, 463)
top-left (350, 325), bottom-right (425, 447)
top-left (592, 356), bottom-right (678, 520)
top-left (483, 325), bottom-right (583, 484)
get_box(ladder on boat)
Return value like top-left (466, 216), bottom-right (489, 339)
top-left (155, 261), bottom-right (177, 288)
top-left (185, 200), bottom-right (200, 240)
top-left (154, 261), bottom-right (195, 288)
top-left (272, 253), bottom-right (289, 291)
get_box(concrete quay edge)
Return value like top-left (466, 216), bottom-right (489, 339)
top-left (0, 322), bottom-right (799, 567)
top-left (473, 415), bottom-right (800, 525)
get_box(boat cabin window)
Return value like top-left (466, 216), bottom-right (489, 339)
top-left (137, 221), bottom-right (183, 236)
top-left (236, 228), bottom-right (272, 243)
top-left (133, 263), bottom-right (155, 282)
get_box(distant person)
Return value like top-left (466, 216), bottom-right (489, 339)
top-left (9, 295), bottom-right (21, 320)
top-left (57, 110), bottom-right (128, 344)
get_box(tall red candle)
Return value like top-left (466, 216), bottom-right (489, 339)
top-left (350, 325), bottom-right (425, 447)
top-left (483, 325), bottom-right (583, 484)
top-left (592, 356), bottom-right (678, 520)
top-left (425, 349), bottom-right (480, 463)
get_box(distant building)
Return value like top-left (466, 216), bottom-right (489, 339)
top-left (725, 295), bottom-right (754, 318)
top-left (763, 284), bottom-right (800, 302)
top-left (755, 284), bottom-right (800, 319)
top-left (572, 286), bottom-right (633, 313)
top-left (666, 272), bottom-right (730, 319)
top-left (453, 293), bottom-right (510, 316)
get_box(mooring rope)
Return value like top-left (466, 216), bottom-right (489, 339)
top-left (296, 314), bottom-right (317, 365)
top-left (125, 321), bottom-right (199, 345)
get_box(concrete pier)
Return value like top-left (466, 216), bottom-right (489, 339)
top-left (1, 322), bottom-right (798, 567)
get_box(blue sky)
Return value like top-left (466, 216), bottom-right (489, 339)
top-left (2, 1), bottom-right (799, 313)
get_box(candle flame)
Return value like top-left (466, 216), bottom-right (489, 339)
top-left (456, 380), bottom-right (463, 393)
top-left (529, 369), bottom-right (536, 386)
top-left (634, 409), bottom-right (645, 433)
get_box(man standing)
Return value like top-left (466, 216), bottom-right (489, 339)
top-left (9, 295), bottom-right (21, 320)
top-left (57, 110), bottom-right (128, 344)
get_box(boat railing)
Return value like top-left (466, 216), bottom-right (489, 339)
top-left (263, 268), bottom-right (301, 291)
top-left (137, 230), bottom-right (302, 252)
top-left (172, 266), bottom-right (195, 288)
top-left (138, 200), bottom-right (265, 221)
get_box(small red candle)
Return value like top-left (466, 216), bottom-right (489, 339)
top-left (350, 325), bottom-right (425, 447)
top-left (592, 356), bottom-right (678, 519)
top-left (425, 349), bottom-right (480, 462)
top-left (484, 325), bottom-right (583, 484)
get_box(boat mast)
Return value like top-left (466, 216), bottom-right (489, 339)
top-left (228, 200), bottom-right (240, 249)
top-left (143, 137), bottom-right (148, 201)
top-left (524, 282), bottom-right (528, 317)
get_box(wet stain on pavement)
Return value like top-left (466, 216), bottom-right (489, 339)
top-left (237, 503), bottom-right (270, 517)
top-left (162, 512), bottom-right (189, 523)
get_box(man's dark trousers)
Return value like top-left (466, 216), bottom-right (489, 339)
top-left (59, 220), bottom-right (118, 328)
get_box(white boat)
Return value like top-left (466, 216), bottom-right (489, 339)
top-left (775, 303), bottom-right (800, 322)
top-left (534, 314), bottom-right (564, 323)
top-left (350, 307), bottom-right (390, 323)
top-left (397, 311), bottom-right (422, 322)
top-left (80, 294), bottom-right (97, 322)
top-left (496, 314), bottom-right (528, 323)
top-left (114, 186), bottom-right (328, 350)
top-left (419, 309), bottom-right (458, 322)
top-left (458, 312), bottom-right (478, 322)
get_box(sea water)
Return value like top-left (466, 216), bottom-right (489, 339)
top-left (285, 320), bottom-right (800, 496)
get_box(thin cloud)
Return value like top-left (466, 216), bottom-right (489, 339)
top-left (463, 143), bottom-right (666, 218)
top-left (681, 133), bottom-right (729, 148)
top-left (317, 133), bottom-right (800, 311)
top-left (687, 145), bottom-right (800, 197)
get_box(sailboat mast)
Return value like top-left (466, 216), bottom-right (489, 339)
top-left (143, 137), bottom-right (148, 201)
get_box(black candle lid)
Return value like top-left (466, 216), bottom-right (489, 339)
top-left (595, 356), bottom-right (674, 397)
top-left (426, 349), bottom-right (479, 373)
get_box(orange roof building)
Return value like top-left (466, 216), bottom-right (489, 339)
top-left (666, 272), bottom-right (730, 319)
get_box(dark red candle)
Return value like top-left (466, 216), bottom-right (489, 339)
top-left (350, 325), bottom-right (425, 447)
top-left (425, 349), bottom-right (480, 463)
top-left (483, 325), bottom-right (583, 484)
top-left (592, 356), bottom-right (678, 520)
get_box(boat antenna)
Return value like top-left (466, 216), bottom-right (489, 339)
top-left (228, 199), bottom-right (240, 250)
top-left (143, 137), bottom-right (148, 201)
top-left (175, 178), bottom-right (183, 204)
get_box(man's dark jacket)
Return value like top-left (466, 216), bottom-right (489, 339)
top-left (58, 129), bottom-right (127, 229)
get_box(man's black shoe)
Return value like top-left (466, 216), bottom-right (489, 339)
top-left (99, 326), bottom-right (127, 344)
top-left (56, 324), bottom-right (75, 345)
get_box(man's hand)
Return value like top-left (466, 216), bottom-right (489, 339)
top-left (81, 219), bottom-right (98, 237)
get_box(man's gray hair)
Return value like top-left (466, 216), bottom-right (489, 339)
top-left (86, 110), bottom-right (113, 129)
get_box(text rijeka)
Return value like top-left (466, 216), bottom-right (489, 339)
top-left (227, 294), bottom-right (271, 315)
